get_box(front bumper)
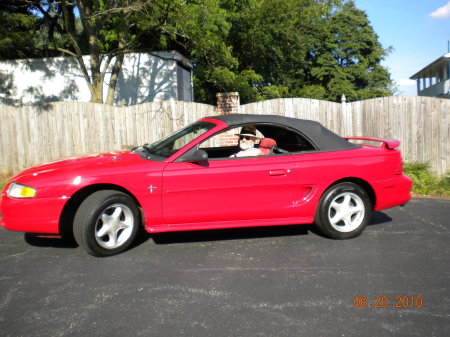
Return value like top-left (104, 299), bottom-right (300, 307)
top-left (0, 195), bottom-right (67, 234)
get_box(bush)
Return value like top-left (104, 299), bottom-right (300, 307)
top-left (404, 163), bottom-right (450, 197)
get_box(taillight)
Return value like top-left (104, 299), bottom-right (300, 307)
top-left (395, 161), bottom-right (404, 175)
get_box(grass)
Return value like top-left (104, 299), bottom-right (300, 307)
top-left (1, 163), bottom-right (449, 198)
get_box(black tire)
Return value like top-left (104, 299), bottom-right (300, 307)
top-left (314, 182), bottom-right (372, 239)
top-left (73, 190), bottom-right (140, 256)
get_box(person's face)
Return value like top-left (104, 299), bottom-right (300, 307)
top-left (239, 135), bottom-right (256, 150)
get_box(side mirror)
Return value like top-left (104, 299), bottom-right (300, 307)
top-left (176, 149), bottom-right (208, 163)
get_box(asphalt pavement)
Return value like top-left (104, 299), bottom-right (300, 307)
top-left (1, 197), bottom-right (449, 337)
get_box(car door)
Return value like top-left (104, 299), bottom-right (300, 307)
top-left (161, 155), bottom-right (297, 226)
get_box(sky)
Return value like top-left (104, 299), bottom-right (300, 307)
top-left (353, 0), bottom-right (450, 96)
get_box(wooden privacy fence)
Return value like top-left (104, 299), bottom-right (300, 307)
top-left (241, 96), bottom-right (450, 175)
top-left (0, 96), bottom-right (449, 175)
top-left (0, 101), bottom-right (216, 174)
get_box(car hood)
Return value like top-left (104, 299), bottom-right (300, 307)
top-left (11, 150), bottom-right (149, 183)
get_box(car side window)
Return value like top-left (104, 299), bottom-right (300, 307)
top-left (199, 127), bottom-right (257, 158)
top-left (252, 124), bottom-right (316, 153)
top-left (198, 124), bottom-right (315, 159)
top-left (266, 127), bottom-right (316, 153)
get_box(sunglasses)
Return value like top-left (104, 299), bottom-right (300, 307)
top-left (239, 136), bottom-right (255, 141)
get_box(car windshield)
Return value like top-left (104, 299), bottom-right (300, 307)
top-left (140, 121), bottom-right (216, 159)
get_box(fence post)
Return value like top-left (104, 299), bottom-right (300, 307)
top-left (216, 92), bottom-right (240, 115)
top-left (340, 94), bottom-right (352, 136)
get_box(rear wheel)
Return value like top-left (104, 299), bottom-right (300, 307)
top-left (315, 182), bottom-right (371, 239)
top-left (73, 190), bottom-right (140, 256)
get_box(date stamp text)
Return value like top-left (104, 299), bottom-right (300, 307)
top-left (353, 296), bottom-right (423, 309)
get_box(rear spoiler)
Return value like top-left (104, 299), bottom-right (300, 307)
top-left (344, 137), bottom-right (401, 150)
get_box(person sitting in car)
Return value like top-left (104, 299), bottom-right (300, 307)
top-left (230, 126), bottom-right (262, 157)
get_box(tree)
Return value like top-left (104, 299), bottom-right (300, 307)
top-left (194, 0), bottom-right (339, 103)
top-left (227, 0), bottom-right (333, 96)
top-left (185, 0), bottom-right (393, 104)
top-left (32, 0), bottom-right (148, 104)
top-left (303, 1), bottom-right (393, 101)
top-left (0, 1), bottom-right (40, 60)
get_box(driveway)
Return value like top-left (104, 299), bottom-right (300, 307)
top-left (1, 197), bottom-right (449, 337)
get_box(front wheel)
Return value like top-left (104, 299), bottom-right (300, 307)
top-left (314, 182), bottom-right (372, 239)
top-left (73, 190), bottom-right (140, 256)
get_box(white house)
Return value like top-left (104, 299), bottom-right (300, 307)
top-left (0, 51), bottom-right (193, 106)
top-left (410, 49), bottom-right (450, 99)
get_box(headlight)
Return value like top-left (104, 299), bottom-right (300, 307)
top-left (7, 182), bottom-right (37, 198)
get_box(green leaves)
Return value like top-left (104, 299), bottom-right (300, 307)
top-left (306, 0), bottom-right (393, 101)
top-left (192, 0), bottom-right (393, 103)
top-left (0, 8), bottom-right (39, 59)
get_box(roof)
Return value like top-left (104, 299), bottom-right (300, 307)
top-left (208, 114), bottom-right (359, 151)
top-left (410, 53), bottom-right (450, 79)
top-left (151, 51), bottom-right (193, 69)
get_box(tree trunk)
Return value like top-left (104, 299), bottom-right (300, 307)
top-left (91, 79), bottom-right (104, 104)
top-left (105, 54), bottom-right (125, 105)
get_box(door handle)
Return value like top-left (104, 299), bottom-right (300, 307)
top-left (269, 169), bottom-right (290, 176)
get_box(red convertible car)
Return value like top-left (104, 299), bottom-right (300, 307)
top-left (0, 114), bottom-right (412, 256)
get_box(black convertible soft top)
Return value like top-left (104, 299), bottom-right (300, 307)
top-left (207, 114), bottom-right (360, 152)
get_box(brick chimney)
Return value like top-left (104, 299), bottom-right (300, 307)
top-left (216, 92), bottom-right (240, 115)
top-left (215, 92), bottom-right (240, 146)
